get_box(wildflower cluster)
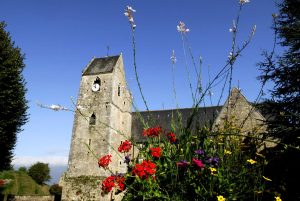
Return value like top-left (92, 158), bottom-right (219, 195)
top-left (132, 160), bottom-right (156, 180)
top-left (142, 126), bottom-right (162, 137)
top-left (150, 147), bottom-right (162, 159)
top-left (239, 0), bottom-right (250, 5)
top-left (98, 154), bottom-right (112, 168)
top-left (177, 21), bottom-right (190, 33)
top-left (167, 132), bottom-right (177, 143)
top-left (118, 140), bottom-right (132, 153)
top-left (124, 6), bottom-right (136, 28)
top-left (102, 175), bottom-right (125, 193)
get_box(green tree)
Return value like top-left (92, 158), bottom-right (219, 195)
top-left (259, 0), bottom-right (300, 146)
top-left (18, 166), bottom-right (27, 173)
top-left (0, 21), bottom-right (28, 171)
top-left (258, 0), bottom-right (300, 199)
top-left (28, 162), bottom-right (51, 185)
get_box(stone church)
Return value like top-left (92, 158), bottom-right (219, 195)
top-left (60, 55), bottom-right (267, 200)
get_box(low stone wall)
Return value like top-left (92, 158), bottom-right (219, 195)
top-left (12, 196), bottom-right (54, 201)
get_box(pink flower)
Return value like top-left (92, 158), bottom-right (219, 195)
top-left (192, 158), bottom-right (204, 168)
top-left (177, 160), bottom-right (189, 167)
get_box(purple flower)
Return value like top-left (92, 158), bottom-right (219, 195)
top-left (177, 160), bottom-right (189, 167)
top-left (124, 155), bottom-right (131, 164)
top-left (206, 157), bottom-right (219, 166)
top-left (194, 149), bottom-right (205, 155)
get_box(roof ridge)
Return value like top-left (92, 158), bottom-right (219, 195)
top-left (133, 105), bottom-right (223, 113)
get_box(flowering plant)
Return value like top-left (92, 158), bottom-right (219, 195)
top-left (102, 175), bottom-right (125, 193)
top-left (142, 126), bottom-right (162, 137)
top-left (118, 140), bottom-right (132, 153)
top-left (98, 154), bottom-right (112, 169)
top-left (149, 147), bottom-right (162, 159)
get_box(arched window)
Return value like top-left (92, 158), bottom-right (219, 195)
top-left (94, 77), bottom-right (101, 85)
top-left (89, 113), bottom-right (96, 125)
top-left (118, 84), bottom-right (121, 96)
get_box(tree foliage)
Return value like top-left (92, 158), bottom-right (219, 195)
top-left (28, 162), bottom-right (51, 185)
top-left (0, 21), bottom-right (28, 171)
top-left (259, 0), bottom-right (300, 145)
top-left (258, 0), bottom-right (300, 199)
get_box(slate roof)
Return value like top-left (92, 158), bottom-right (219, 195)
top-left (131, 106), bottom-right (222, 142)
top-left (82, 55), bottom-right (120, 75)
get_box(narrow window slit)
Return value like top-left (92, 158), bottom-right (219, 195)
top-left (90, 113), bottom-right (96, 125)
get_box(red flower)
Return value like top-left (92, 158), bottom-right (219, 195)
top-left (150, 147), bottom-right (162, 159)
top-left (102, 176), bottom-right (115, 193)
top-left (101, 175), bottom-right (125, 193)
top-left (115, 176), bottom-right (125, 191)
top-left (143, 126), bottom-right (162, 137)
top-left (118, 140), bottom-right (132, 153)
top-left (192, 158), bottom-right (204, 168)
top-left (98, 155), bottom-right (112, 168)
top-left (167, 132), bottom-right (177, 143)
top-left (132, 160), bottom-right (156, 179)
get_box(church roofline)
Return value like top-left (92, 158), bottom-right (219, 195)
top-left (82, 54), bottom-right (121, 76)
top-left (132, 105), bottom-right (223, 114)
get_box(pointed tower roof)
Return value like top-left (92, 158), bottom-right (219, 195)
top-left (82, 55), bottom-right (121, 76)
top-left (212, 87), bottom-right (266, 131)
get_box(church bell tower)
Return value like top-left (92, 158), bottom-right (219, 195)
top-left (61, 54), bottom-right (132, 201)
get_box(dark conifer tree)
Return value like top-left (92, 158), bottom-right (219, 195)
top-left (0, 21), bottom-right (28, 170)
top-left (258, 0), bottom-right (300, 199)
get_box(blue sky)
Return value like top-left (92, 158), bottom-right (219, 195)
top-left (1, 0), bottom-right (280, 180)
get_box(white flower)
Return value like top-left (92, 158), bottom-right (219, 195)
top-left (177, 21), bottom-right (190, 33)
top-left (170, 50), bottom-right (177, 64)
top-left (239, 0), bottom-right (250, 5)
top-left (228, 52), bottom-right (233, 59)
top-left (49, 104), bottom-right (68, 111)
top-left (124, 5), bottom-right (136, 28)
top-left (127, 6), bottom-right (136, 12)
top-left (37, 102), bottom-right (69, 111)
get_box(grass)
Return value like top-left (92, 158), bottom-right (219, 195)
top-left (0, 170), bottom-right (50, 196)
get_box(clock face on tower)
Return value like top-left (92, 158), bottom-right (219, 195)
top-left (91, 83), bottom-right (100, 92)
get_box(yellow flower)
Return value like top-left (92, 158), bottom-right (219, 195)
top-left (209, 167), bottom-right (217, 175)
top-left (224, 149), bottom-right (232, 155)
top-left (247, 159), bottom-right (257, 165)
top-left (275, 196), bottom-right (282, 201)
top-left (263, 176), bottom-right (272, 181)
top-left (217, 195), bottom-right (226, 201)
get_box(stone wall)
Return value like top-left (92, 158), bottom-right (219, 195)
top-left (11, 196), bottom-right (54, 201)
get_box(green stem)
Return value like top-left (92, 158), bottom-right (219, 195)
top-left (131, 26), bottom-right (149, 111)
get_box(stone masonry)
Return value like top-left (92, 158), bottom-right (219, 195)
top-left (61, 55), bottom-right (132, 201)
